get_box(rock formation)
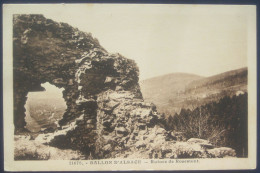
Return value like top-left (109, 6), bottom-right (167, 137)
top-left (14, 14), bottom-right (236, 159)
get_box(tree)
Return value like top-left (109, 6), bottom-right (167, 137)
top-left (165, 93), bottom-right (248, 157)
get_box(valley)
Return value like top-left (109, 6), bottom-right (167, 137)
top-left (140, 67), bottom-right (247, 116)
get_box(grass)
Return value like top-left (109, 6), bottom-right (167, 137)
top-left (14, 135), bottom-right (85, 160)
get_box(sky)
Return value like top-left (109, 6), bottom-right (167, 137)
top-left (26, 82), bottom-right (65, 99)
top-left (12, 4), bottom-right (254, 80)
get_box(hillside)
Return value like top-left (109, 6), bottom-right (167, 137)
top-left (25, 98), bottom-right (67, 132)
top-left (140, 73), bottom-right (203, 107)
top-left (140, 67), bottom-right (247, 116)
top-left (186, 67), bottom-right (247, 92)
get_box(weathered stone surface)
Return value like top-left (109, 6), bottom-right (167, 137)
top-left (15, 135), bottom-right (85, 160)
top-left (208, 147), bottom-right (236, 158)
top-left (14, 14), bottom-right (236, 159)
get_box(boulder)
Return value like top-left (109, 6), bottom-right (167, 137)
top-left (208, 147), bottom-right (236, 158)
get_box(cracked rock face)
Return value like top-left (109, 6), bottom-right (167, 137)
top-left (14, 14), bottom-right (236, 159)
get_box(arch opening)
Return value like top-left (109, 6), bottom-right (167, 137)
top-left (24, 82), bottom-right (67, 133)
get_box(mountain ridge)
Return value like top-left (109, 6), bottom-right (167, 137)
top-left (186, 67), bottom-right (247, 90)
top-left (140, 67), bottom-right (247, 116)
top-left (141, 72), bottom-right (204, 82)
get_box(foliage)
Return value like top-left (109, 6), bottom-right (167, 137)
top-left (164, 93), bottom-right (248, 157)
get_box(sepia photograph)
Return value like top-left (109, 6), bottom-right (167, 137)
top-left (3, 3), bottom-right (257, 171)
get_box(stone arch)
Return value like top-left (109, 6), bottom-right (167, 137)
top-left (13, 14), bottom-right (99, 132)
top-left (14, 71), bottom-right (80, 132)
top-left (13, 14), bottom-right (143, 159)
top-left (13, 14), bottom-right (140, 141)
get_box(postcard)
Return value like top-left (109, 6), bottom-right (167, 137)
top-left (3, 3), bottom-right (257, 171)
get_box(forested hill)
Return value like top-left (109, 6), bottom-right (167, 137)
top-left (185, 67), bottom-right (247, 92)
top-left (140, 67), bottom-right (247, 116)
top-left (140, 73), bottom-right (203, 111)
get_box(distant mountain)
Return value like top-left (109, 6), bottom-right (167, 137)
top-left (186, 67), bottom-right (247, 92)
top-left (140, 73), bottom-right (203, 114)
top-left (140, 67), bottom-right (247, 116)
top-left (25, 98), bottom-right (67, 132)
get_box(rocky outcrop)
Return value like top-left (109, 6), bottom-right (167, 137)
top-left (14, 14), bottom-right (102, 130)
top-left (15, 135), bottom-right (85, 160)
top-left (14, 14), bottom-right (236, 159)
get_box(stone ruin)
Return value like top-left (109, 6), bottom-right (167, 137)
top-left (13, 14), bottom-right (236, 159)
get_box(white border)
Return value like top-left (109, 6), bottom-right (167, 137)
top-left (3, 4), bottom-right (257, 171)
